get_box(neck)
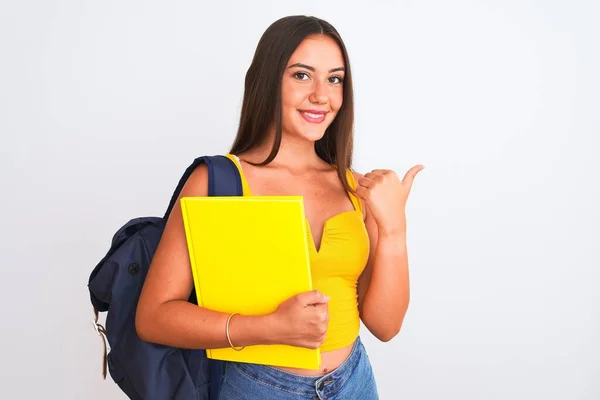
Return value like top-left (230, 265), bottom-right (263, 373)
top-left (242, 127), bottom-right (325, 170)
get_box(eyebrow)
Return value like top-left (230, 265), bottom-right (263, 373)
top-left (287, 63), bottom-right (345, 73)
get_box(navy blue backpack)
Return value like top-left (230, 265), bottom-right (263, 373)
top-left (88, 155), bottom-right (242, 400)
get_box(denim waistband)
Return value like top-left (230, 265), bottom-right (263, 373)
top-left (229, 336), bottom-right (364, 397)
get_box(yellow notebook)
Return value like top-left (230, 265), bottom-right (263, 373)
top-left (180, 195), bottom-right (320, 370)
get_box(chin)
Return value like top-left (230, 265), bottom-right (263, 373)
top-left (305, 129), bottom-right (327, 142)
top-left (290, 127), bottom-right (326, 143)
top-left (285, 123), bottom-right (329, 143)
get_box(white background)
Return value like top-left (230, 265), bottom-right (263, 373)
top-left (1, 0), bottom-right (598, 399)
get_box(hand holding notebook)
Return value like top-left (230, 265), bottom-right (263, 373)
top-left (269, 289), bottom-right (330, 350)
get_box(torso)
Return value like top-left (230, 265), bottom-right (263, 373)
top-left (226, 153), bottom-right (370, 376)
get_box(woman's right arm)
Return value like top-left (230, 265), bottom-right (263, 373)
top-left (135, 164), bottom-right (329, 350)
top-left (135, 164), bottom-right (276, 349)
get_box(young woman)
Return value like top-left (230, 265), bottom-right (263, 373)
top-left (136, 15), bottom-right (423, 400)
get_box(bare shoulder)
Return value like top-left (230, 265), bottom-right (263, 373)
top-left (177, 163), bottom-right (209, 198)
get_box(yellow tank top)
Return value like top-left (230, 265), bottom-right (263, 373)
top-left (225, 154), bottom-right (370, 352)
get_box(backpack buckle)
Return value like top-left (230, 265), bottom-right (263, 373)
top-left (91, 309), bottom-right (109, 379)
top-left (91, 318), bottom-right (102, 336)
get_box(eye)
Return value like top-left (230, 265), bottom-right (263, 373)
top-left (293, 72), bottom-right (310, 81)
top-left (329, 76), bottom-right (344, 84)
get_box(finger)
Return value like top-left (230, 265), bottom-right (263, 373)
top-left (370, 169), bottom-right (392, 176)
top-left (402, 165), bottom-right (425, 185)
top-left (299, 290), bottom-right (329, 306)
top-left (355, 185), bottom-right (371, 201)
top-left (363, 172), bottom-right (383, 182)
top-left (357, 176), bottom-right (375, 189)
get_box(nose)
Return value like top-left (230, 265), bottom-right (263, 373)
top-left (309, 81), bottom-right (328, 105)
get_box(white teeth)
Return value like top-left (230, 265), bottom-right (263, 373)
top-left (303, 112), bottom-right (325, 119)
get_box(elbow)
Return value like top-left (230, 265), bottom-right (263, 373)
top-left (376, 300), bottom-right (410, 342)
top-left (362, 315), bottom-right (403, 342)
top-left (135, 303), bottom-right (153, 343)
top-left (375, 325), bottom-right (401, 342)
top-left (135, 312), bottom-right (148, 342)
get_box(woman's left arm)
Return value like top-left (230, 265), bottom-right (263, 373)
top-left (354, 165), bottom-right (424, 342)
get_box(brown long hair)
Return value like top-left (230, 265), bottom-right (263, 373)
top-left (229, 15), bottom-right (355, 193)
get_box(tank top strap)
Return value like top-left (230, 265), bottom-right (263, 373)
top-left (345, 169), bottom-right (363, 214)
top-left (225, 153), bottom-right (252, 196)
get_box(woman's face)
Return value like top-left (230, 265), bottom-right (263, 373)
top-left (280, 34), bottom-right (345, 143)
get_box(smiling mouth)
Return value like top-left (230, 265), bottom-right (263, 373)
top-left (298, 110), bottom-right (327, 123)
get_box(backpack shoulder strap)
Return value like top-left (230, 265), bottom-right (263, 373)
top-left (163, 155), bottom-right (241, 399)
top-left (163, 155), bottom-right (242, 219)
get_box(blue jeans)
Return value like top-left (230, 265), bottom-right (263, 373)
top-left (217, 336), bottom-right (378, 399)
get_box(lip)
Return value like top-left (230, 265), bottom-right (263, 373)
top-left (300, 110), bottom-right (328, 115)
top-left (298, 110), bottom-right (328, 124)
